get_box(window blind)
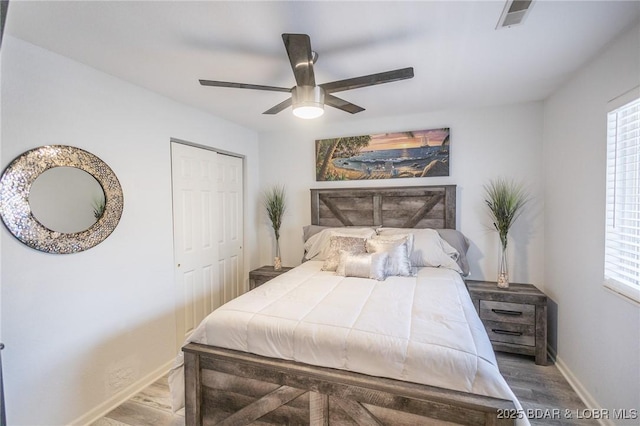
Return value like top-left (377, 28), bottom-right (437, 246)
top-left (605, 96), bottom-right (640, 302)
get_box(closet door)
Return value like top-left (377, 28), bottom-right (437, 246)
top-left (171, 142), bottom-right (244, 346)
top-left (216, 153), bottom-right (244, 303)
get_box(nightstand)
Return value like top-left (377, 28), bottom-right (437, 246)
top-left (249, 265), bottom-right (294, 290)
top-left (466, 280), bottom-right (548, 365)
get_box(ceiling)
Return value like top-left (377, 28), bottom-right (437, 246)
top-left (4, 1), bottom-right (640, 133)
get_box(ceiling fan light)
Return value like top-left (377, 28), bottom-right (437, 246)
top-left (292, 86), bottom-right (325, 119)
top-left (293, 105), bottom-right (324, 119)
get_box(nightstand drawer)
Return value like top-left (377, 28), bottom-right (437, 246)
top-left (466, 280), bottom-right (548, 365)
top-left (483, 320), bottom-right (535, 346)
top-left (479, 300), bottom-right (535, 325)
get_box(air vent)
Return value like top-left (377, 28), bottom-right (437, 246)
top-left (496, 0), bottom-right (534, 29)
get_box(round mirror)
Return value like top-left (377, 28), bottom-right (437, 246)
top-left (29, 167), bottom-right (105, 234)
top-left (0, 145), bottom-right (124, 254)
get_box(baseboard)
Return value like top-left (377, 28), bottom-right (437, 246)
top-left (71, 359), bottom-right (175, 426)
top-left (549, 347), bottom-right (612, 426)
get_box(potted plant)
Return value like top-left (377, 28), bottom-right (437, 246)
top-left (263, 185), bottom-right (287, 270)
top-left (484, 178), bottom-right (529, 288)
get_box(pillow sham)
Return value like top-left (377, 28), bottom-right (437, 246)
top-left (376, 228), bottom-right (462, 274)
top-left (366, 236), bottom-right (414, 277)
top-left (304, 227), bottom-right (376, 261)
top-left (321, 235), bottom-right (368, 271)
top-left (302, 225), bottom-right (330, 242)
top-left (336, 251), bottom-right (388, 281)
top-left (436, 229), bottom-right (471, 276)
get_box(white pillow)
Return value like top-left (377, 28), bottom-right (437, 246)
top-left (304, 227), bottom-right (376, 261)
top-left (366, 236), bottom-right (414, 277)
top-left (376, 228), bottom-right (462, 273)
top-left (336, 251), bottom-right (388, 281)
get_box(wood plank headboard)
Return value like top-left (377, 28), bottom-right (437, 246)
top-left (311, 185), bottom-right (456, 229)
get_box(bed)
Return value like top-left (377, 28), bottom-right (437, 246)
top-left (170, 185), bottom-right (525, 425)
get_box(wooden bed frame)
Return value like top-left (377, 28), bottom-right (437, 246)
top-left (310, 185), bottom-right (456, 229)
top-left (183, 185), bottom-right (516, 425)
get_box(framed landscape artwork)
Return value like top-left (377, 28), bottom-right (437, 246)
top-left (315, 128), bottom-right (450, 181)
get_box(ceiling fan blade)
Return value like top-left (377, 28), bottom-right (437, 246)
top-left (325, 94), bottom-right (365, 114)
top-left (320, 67), bottom-right (414, 94)
top-left (263, 97), bottom-right (293, 115)
top-left (282, 33), bottom-right (316, 87)
top-left (199, 80), bottom-right (291, 93)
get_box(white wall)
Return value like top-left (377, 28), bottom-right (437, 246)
top-left (0, 36), bottom-right (260, 425)
top-left (258, 102), bottom-right (545, 287)
top-left (543, 22), bottom-right (640, 422)
top-left (0, 36), bottom-right (4, 348)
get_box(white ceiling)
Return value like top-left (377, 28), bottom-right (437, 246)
top-left (5, 1), bottom-right (640, 133)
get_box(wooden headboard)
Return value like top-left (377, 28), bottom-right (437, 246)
top-left (311, 185), bottom-right (456, 229)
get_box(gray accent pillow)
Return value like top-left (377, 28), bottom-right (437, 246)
top-left (304, 227), bottom-right (377, 261)
top-left (321, 236), bottom-right (368, 271)
top-left (302, 225), bottom-right (330, 242)
top-left (436, 229), bottom-right (470, 276)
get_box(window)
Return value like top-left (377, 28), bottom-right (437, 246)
top-left (605, 92), bottom-right (640, 304)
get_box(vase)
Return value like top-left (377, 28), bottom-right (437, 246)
top-left (274, 239), bottom-right (282, 271)
top-left (497, 244), bottom-right (509, 289)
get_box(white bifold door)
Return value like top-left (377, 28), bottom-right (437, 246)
top-left (171, 142), bottom-right (244, 347)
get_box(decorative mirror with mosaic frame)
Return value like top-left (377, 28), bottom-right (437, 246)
top-left (0, 145), bottom-right (124, 254)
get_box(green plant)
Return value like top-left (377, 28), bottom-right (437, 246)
top-left (263, 185), bottom-right (286, 241)
top-left (484, 178), bottom-right (529, 249)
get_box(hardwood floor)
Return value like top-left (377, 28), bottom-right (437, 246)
top-left (90, 378), bottom-right (184, 426)
top-left (92, 352), bottom-right (596, 426)
top-left (496, 353), bottom-right (597, 426)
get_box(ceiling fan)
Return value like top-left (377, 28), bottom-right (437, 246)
top-left (199, 33), bottom-right (414, 119)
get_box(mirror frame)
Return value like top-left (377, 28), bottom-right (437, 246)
top-left (0, 145), bottom-right (124, 254)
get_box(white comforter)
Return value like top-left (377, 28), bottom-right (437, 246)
top-left (169, 261), bottom-right (527, 424)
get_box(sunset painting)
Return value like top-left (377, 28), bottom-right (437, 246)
top-left (315, 128), bottom-right (450, 181)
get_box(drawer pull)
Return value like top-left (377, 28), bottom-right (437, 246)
top-left (491, 308), bottom-right (522, 316)
top-left (492, 329), bottom-right (523, 336)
